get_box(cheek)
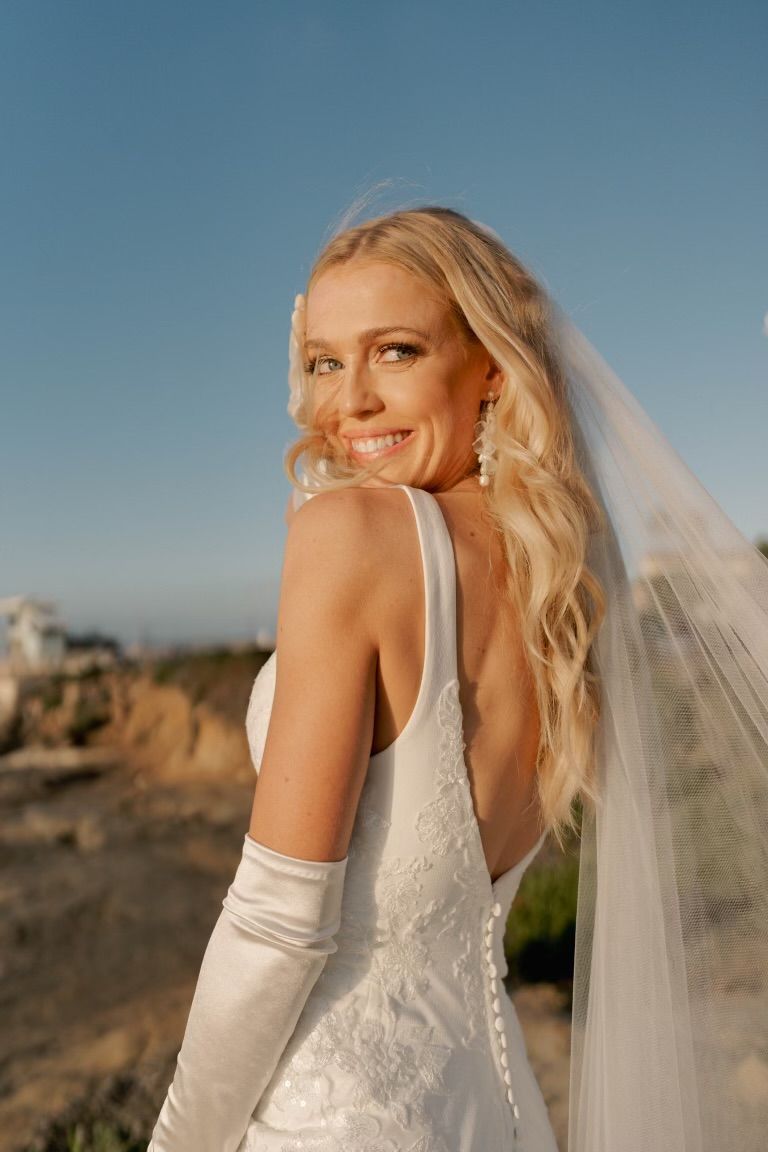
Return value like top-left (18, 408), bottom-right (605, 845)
top-left (418, 394), bottom-right (470, 437)
top-left (311, 389), bottom-right (341, 428)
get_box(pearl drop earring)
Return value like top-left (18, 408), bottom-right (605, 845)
top-left (472, 390), bottom-right (498, 487)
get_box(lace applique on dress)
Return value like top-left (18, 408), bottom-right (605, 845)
top-left (451, 935), bottom-right (488, 1052)
top-left (249, 1111), bottom-right (400, 1152)
top-left (335, 1010), bottom-right (452, 1129)
top-left (258, 773), bottom-right (455, 1129)
top-left (259, 998), bottom-right (453, 1145)
top-left (278, 1117), bottom-right (398, 1152)
top-left (434, 678), bottom-right (469, 787)
top-left (406, 1136), bottom-right (452, 1152)
top-left (415, 680), bottom-right (480, 857)
top-left (250, 1116), bottom-right (452, 1152)
top-left (373, 856), bottom-right (435, 1001)
top-left (415, 679), bottom-right (490, 1051)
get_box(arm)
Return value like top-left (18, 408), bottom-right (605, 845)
top-left (148, 490), bottom-right (380, 1152)
top-left (250, 488), bottom-right (380, 859)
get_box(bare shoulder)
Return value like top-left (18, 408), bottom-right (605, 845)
top-left (287, 486), bottom-right (412, 569)
top-left (291, 483), bottom-right (409, 525)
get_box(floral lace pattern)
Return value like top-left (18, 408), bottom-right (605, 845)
top-left (415, 680), bottom-right (481, 858)
top-left (248, 1109), bottom-right (399, 1152)
top-left (252, 997), bottom-right (453, 1149)
top-left (248, 1110), bottom-right (454, 1152)
top-left (335, 1011), bottom-right (452, 1127)
top-left (423, 679), bottom-right (491, 1051)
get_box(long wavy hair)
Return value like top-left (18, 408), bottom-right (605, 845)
top-left (285, 206), bottom-right (605, 848)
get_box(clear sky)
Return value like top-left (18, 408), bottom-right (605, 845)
top-left (1, 0), bottom-right (765, 647)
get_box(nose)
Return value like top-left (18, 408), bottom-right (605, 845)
top-left (337, 356), bottom-right (383, 418)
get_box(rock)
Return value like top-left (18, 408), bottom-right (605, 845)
top-left (191, 703), bottom-right (250, 777)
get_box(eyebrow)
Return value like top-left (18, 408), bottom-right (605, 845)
top-left (304, 325), bottom-right (432, 351)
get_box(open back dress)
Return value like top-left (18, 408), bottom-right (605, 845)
top-left (240, 484), bottom-right (559, 1152)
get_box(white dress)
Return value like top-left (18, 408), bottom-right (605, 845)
top-left (239, 484), bottom-right (559, 1152)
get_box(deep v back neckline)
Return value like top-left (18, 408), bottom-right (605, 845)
top-left (392, 484), bottom-right (547, 893)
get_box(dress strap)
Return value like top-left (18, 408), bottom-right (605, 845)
top-left (395, 485), bottom-right (459, 693)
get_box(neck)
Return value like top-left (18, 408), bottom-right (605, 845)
top-left (443, 473), bottom-right (484, 495)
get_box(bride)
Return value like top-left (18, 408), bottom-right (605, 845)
top-left (148, 206), bottom-right (768, 1152)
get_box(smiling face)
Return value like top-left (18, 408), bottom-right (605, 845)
top-left (303, 260), bottom-right (501, 492)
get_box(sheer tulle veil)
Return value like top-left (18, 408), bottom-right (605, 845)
top-left (555, 313), bottom-right (768, 1151)
top-left (287, 267), bottom-right (768, 1150)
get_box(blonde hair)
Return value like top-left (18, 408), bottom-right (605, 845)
top-left (285, 206), bottom-right (605, 848)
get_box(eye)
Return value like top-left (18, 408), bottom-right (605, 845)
top-left (379, 342), bottom-right (420, 362)
top-left (304, 356), bottom-right (342, 376)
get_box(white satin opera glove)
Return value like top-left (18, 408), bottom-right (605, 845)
top-left (147, 833), bottom-right (348, 1152)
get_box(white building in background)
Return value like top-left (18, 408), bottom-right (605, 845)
top-left (0, 596), bottom-right (67, 672)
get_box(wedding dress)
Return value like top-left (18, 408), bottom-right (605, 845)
top-left (240, 482), bottom-right (560, 1152)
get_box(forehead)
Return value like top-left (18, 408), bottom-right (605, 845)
top-left (305, 260), bottom-right (452, 342)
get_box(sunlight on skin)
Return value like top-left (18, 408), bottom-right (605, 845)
top-left (299, 261), bottom-right (503, 496)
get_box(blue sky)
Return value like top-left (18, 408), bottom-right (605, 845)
top-left (1, 0), bottom-right (765, 646)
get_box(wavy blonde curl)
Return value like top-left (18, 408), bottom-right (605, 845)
top-left (284, 206), bottom-right (605, 850)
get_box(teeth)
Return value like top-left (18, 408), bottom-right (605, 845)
top-left (351, 431), bottom-right (409, 453)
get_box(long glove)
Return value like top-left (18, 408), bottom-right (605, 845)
top-left (147, 833), bottom-right (348, 1152)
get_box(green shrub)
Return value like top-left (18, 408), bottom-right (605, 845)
top-left (503, 854), bottom-right (579, 985)
top-left (22, 1118), bottom-right (145, 1152)
top-left (65, 1121), bottom-right (141, 1152)
top-left (150, 660), bottom-right (175, 685)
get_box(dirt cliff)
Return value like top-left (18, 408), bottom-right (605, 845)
top-left (0, 649), bottom-right (571, 1152)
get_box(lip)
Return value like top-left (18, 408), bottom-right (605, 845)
top-left (345, 429), bottom-right (415, 461)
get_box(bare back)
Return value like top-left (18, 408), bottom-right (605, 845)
top-left (371, 487), bottom-right (544, 882)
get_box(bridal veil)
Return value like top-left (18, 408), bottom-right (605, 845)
top-left (558, 314), bottom-right (768, 1151)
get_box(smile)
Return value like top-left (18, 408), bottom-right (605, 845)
top-left (347, 430), bottom-right (415, 459)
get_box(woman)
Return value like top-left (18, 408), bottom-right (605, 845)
top-left (149, 208), bottom-right (768, 1152)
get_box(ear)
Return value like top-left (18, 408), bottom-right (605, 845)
top-left (484, 355), bottom-right (504, 396)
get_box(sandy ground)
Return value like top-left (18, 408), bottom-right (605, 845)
top-left (1, 750), bottom-right (571, 1152)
